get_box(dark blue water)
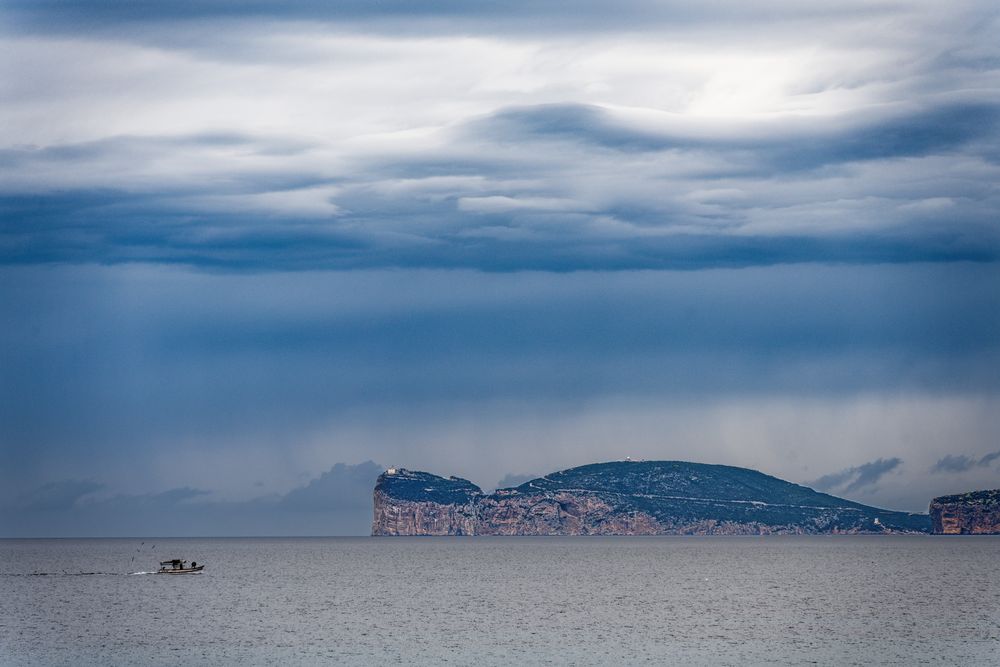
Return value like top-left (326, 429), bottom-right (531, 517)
top-left (2, 536), bottom-right (998, 665)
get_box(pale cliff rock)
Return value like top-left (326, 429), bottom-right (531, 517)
top-left (476, 490), bottom-right (665, 535)
top-left (372, 461), bottom-right (931, 536)
top-left (372, 469), bottom-right (481, 536)
top-left (930, 489), bottom-right (1000, 534)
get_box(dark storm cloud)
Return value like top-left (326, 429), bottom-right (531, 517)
top-left (0, 463), bottom-right (381, 537)
top-left (279, 461), bottom-right (382, 511)
top-left (3, 199), bottom-right (995, 271)
top-left (2, 1), bottom-right (903, 36)
top-left (930, 450), bottom-right (1000, 473)
top-left (931, 455), bottom-right (977, 473)
top-left (470, 101), bottom-right (1000, 166)
top-left (809, 458), bottom-right (903, 494)
top-left (468, 104), bottom-right (683, 151)
top-left (15, 479), bottom-right (104, 511)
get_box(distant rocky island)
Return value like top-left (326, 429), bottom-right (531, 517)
top-left (930, 489), bottom-right (1000, 534)
top-left (372, 460), bottom-right (933, 536)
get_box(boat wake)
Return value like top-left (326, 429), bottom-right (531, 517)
top-left (1, 571), bottom-right (135, 577)
top-left (1, 569), bottom-right (197, 576)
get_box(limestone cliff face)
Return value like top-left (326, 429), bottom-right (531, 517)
top-left (372, 469), bottom-right (481, 536)
top-left (372, 461), bottom-right (932, 536)
top-left (476, 490), bottom-right (665, 535)
top-left (930, 489), bottom-right (1000, 534)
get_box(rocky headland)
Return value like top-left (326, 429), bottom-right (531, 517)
top-left (372, 461), bottom-right (932, 536)
top-left (929, 489), bottom-right (1000, 534)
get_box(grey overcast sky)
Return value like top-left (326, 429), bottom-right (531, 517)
top-left (2, 1), bottom-right (999, 535)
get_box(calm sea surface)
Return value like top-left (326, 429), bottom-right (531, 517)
top-left (2, 536), bottom-right (998, 665)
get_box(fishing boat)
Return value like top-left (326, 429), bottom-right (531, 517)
top-left (156, 559), bottom-right (204, 574)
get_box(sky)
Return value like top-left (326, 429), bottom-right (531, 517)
top-left (1, 1), bottom-right (999, 536)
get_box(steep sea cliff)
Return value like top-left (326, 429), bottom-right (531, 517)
top-left (930, 489), bottom-right (1000, 534)
top-left (372, 461), bottom-right (931, 535)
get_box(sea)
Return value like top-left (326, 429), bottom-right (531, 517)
top-left (2, 536), bottom-right (998, 665)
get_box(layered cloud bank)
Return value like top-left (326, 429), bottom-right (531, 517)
top-left (2, 1), bottom-right (999, 270)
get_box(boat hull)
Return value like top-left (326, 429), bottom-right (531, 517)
top-left (156, 565), bottom-right (205, 574)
